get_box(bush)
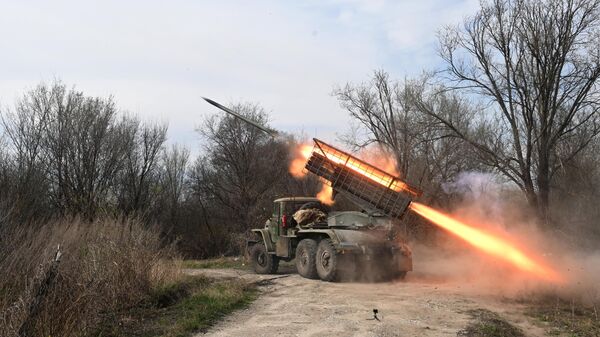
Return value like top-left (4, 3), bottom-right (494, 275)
top-left (0, 217), bottom-right (181, 337)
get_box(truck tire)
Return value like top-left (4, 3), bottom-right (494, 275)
top-left (295, 239), bottom-right (318, 279)
top-left (250, 243), bottom-right (279, 274)
top-left (394, 271), bottom-right (407, 280)
top-left (316, 239), bottom-right (338, 282)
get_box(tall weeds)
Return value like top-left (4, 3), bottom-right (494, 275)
top-left (0, 217), bottom-right (181, 337)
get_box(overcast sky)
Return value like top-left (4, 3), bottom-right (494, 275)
top-left (0, 0), bottom-right (479, 152)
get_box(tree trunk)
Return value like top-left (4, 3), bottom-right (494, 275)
top-left (537, 152), bottom-right (551, 226)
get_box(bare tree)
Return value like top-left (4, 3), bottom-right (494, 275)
top-left (192, 103), bottom-right (289, 232)
top-left (550, 134), bottom-right (600, 245)
top-left (47, 94), bottom-right (130, 218)
top-left (159, 144), bottom-right (190, 225)
top-left (0, 84), bottom-right (59, 219)
top-left (335, 71), bottom-right (418, 178)
top-left (0, 82), bottom-right (137, 219)
top-left (118, 119), bottom-right (167, 215)
top-left (0, 135), bottom-right (16, 224)
top-left (420, 0), bottom-right (600, 222)
top-left (334, 71), bottom-right (478, 201)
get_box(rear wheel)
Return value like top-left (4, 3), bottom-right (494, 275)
top-left (295, 239), bottom-right (318, 279)
top-left (316, 239), bottom-right (338, 282)
top-left (250, 243), bottom-right (279, 274)
top-left (394, 271), bottom-right (407, 280)
top-left (386, 257), bottom-right (408, 280)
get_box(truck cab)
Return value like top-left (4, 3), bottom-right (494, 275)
top-left (266, 197), bottom-right (321, 241)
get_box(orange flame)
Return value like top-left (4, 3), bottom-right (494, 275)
top-left (288, 141), bottom-right (416, 203)
top-left (311, 141), bottom-right (420, 196)
top-left (409, 202), bottom-right (564, 283)
top-left (289, 144), bottom-right (313, 178)
top-left (289, 143), bottom-right (335, 205)
top-left (316, 184), bottom-right (335, 205)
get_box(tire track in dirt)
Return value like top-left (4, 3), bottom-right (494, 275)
top-left (188, 269), bottom-right (548, 337)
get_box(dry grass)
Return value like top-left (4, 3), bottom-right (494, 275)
top-left (528, 297), bottom-right (600, 337)
top-left (0, 217), bottom-right (182, 337)
top-left (457, 309), bottom-right (525, 337)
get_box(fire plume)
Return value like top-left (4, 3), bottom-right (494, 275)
top-left (289, 145), bottom-right (313, 178)
top-left (409, 202), bottom-right (564, 283)
top-left (316, 185), bottom-right (335, 205)
top-left (309, 141), bottom-right (421, 197)
top-left (289, 143), bottom-right (335, 205)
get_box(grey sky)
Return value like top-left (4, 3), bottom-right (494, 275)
top-left (0, 0), bottom-right (479, 152)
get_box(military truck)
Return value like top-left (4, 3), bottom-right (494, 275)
top-left (202, 98), bottom-right (421, 282)
top-left (246, 139), bottom-right (421, 282)
top-left (247, 196), bottom-right (412, 281)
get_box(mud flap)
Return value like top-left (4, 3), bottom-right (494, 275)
top-left (276, 237), bottom-right (292, 258)
top-left (395, 254), bottom-right (413, 272)
top-left (245, 240), bottom-right (258, 259)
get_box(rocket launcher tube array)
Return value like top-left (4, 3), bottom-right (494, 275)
top-left (304, 138), bottom-right (420, 218)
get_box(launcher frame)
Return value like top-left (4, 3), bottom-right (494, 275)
top-left (305, 138), bottom-right (421, 219)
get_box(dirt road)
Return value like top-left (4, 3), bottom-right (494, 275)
top-left (189, 267), bottom-right (550, 337)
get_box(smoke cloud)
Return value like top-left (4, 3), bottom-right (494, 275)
top-left (409, 171), bottom-right (600, 305)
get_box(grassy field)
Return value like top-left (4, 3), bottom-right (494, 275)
top-left (456, 298), bottom-right (600, 337)
top-left (95, 276), bottom-right (257, 337)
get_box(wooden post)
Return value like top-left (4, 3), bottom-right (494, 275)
top-left (18, 245), bottom-right (62, 337)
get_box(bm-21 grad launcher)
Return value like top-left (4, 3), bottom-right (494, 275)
top-left (203, 97), bottom-right (419, 281)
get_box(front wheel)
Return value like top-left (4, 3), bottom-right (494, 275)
top-left (250, 243), bottom-right (279, 274)
top-left (316, 239), bottom-right (338, 281)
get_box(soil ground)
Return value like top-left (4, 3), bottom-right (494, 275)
top-left (188, 266), bottom-right (552, 337)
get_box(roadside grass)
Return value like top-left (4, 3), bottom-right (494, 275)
top-left (528, 298), bottom-right (599, 337)
top-left (182, 256), bottom-right (249, 270)
top-left (457, 309), bottom-right (525, 337)
top-left (182, 256), bottom-right (296, 273)
top-left (0, 218), bottom-right (182, 337)
top-left (95, 276), bottom-right (257, 337)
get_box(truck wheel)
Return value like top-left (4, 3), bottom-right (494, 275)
top-left (250, 243), bottom-right (279, 274)
top-left (394, 271), bottom-right (407, 280)
top-left (316, 239), bottom-right (338, 282)
top-left (295, 239), bottom-right (318, 279)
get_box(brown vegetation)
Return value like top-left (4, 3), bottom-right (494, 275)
top-left (0, 217), bottom-right (181, 337)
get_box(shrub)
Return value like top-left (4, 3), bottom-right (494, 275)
top-left (0, 217), bottom-right (181, 337)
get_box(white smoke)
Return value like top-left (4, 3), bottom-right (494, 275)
top-left (441, 171), bottom-right (509, 227)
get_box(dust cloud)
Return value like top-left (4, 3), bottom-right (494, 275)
top-left (406, 172), bottom-right (600, 305)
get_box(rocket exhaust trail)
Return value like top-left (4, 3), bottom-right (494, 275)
top-left (409, 202), bottom-right (564, 283)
